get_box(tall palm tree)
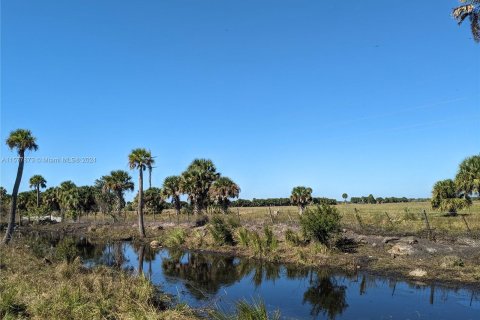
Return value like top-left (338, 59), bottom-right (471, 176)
top-left (3, 129), bottom-right (38, 244)
top-left (455, 154), bottom-right (480, 196)
top-left (290, 186), bottom-right (313, 215)
top-left (181, 159), bottom-right (220, 215)
top-left (452, 0), bottom-right (480, 42)
top-left (146, 150), bottom-right (155, 189)
top-left (209, 177), bottom-right (241, 214)
top-left (129, 148), bottom-right (153, 237)
top-left (102, 170), bottom-right (134, 218)
top-left (161, 176), bottom-right (183, 215)
top-left (431, 179), bottom-right (471, 216)
top-left (29, 175), bottom-right (47, 208)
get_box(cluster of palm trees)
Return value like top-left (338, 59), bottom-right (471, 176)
top-left (431, 154), bottom-right (480, 216)
top-left (1, 129), bottom-right (241, 243)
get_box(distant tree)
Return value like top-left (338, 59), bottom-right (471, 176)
top-left (342, 193), bottom-right (348, 203)
top-left (0, 187), bottom-right (10, 218)
top-left (101, 170), bottom-right (134, 218)
top-left (367, 194), bottom-right (376, 204)
top-left (376, 197), bottom-right (384, 204)
top-left (144, 187), bottom-right (164, 219)
top-left (57, 181), bottom-right (80, 221)
top-left (161, 176), bottom-right (183, 215)
top-left (43, 187), bottom-right (61, 215)
top-left (431, 179), bottom-right (471, 216)
top-left (146, 150), bottom-right (155, 189)
top-left (452, 0), bottom-right (480, 42)
top-left (290, 186), bottom-right (313, 215)
top-left (181, 159), bottom-right (220, 215)
top-left (209, 177), bottom-right (241, 214)
top-left (3, 129), bottom-right (38, 244)
top-left (455, 154), bottom-right (480, 196)
top-left (129, 148), bottom-right (153, 237)
top-left (29, 175), bottom-right (47, 208)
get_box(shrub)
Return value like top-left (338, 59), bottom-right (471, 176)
top-left (55, 238), bottom-right (80, 263)
top-left (263, 226), bottom-right (278, 252)
top-left (165, 228), bottom-right (186, 247)
top-left (209, 216), bottom-right (235, 245)
top-left (237, 227), bottom-right (250, 247)
top-left (210, 298), bottom-right (280, 320)
top-left (300, 205), bottom-right (341, 245)
top-left (285, 229), bottom-right (301, 246)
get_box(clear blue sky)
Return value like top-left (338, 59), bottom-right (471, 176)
top-left (1, 0), bottom-right (479, 201)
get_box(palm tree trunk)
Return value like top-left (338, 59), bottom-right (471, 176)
top-left (174, 197), bottom-right (181, 216)
top-left (193, 200), bottom-right (201, 215)
top-left (148, 167), bottom-right (152, 189)
top-left (36, 186), bottom-right (40, 207)
top-left (3, 150), bottom-right (25, 244)
top-left (138, 169), bottom-right (146, 237)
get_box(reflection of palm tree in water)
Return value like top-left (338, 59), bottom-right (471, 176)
top-left (302, 271), bottom-right (348, 319)
top-left (162, 250), bottom-right (242, 300)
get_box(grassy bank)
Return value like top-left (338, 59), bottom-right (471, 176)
top-left (74, 201), bottom-right (480, 239)
top-left (0, 241), bottom-right (197, 320)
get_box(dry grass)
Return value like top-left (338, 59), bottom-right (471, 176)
top-left (0, 242), bottom-right (198, 320)
top-left (108, 201), bottom-right (480, 238)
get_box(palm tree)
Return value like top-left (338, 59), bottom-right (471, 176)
top-left (209, 177), bottom-right (241, 214)
top-left (144, 187), bottom-right (164, 220)
top-left (57, 181), bottom-right (79, 221)
top-left (102, 170), bottom-right (134, 219)
top-left (29, 175), bottom-right (47, 208)
top-left (129, 148), bottom-right (153, 237)
top-left (290, 186), bottom-right (313, 215)
top-left (181, 159), bottom-right (220, 215)
top-left (431, 179), bottom-right (471, 216)
top-left (455, 154), bottom-right (480, 196)
top-left (3, 129), bottom-right (38, 244)
top-left (452, 0), bottom-right (480, 42)
top-left (342, 193), bottom-right (348, 204)
top-left (146, 151), bottom-right (155, 189)
top-left (161, 176), bottom-right (183, 215)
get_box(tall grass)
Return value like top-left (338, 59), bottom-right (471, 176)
top-left (210, 298), bottom-right (280, 320)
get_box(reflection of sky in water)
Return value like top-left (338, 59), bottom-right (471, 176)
top-left (83, 242), bottom-right (480, 320)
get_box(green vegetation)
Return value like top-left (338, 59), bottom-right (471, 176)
top-left (209, 177), bottom-right (241, 214)
top-left (290, 186), bottom-right (313, 215)
top-left (209, 216), bottom-right (236, 245)
top-left (300, 205), bottom-right (341, 245)
top-left (29, 175), bottom-right (47, 208)
top-left (162, 176), bottom-right (183, 215)
top-left (181, 159), bottom-right (220, 215)
top-left (211, 299), bottom-right (280, 320)
top-left (431, 179), bottom-right (471, 216)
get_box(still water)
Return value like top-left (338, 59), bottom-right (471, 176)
top-left (69, 240), bottom-right (480, 320)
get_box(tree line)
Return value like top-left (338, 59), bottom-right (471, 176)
top-left (231, 197), bottom-right (337, 208)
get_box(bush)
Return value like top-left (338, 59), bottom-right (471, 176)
top-left (209, 216), bottom-right (235, 245)
top-left (210, 298), bottom-right (280, 320)
top-left (263, 226), bottom-right (278, 252)
top-left (285, 229), bottom-right (301, 246)
top-left (300, 205), bottom-right (341, 245)
top-left (165, 228), bottom-right (186, 247)
top-left (237, 227), bottom-right (250, 247)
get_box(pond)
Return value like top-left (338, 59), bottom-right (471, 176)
top-left (29, 235), bottom-right (480, 319)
